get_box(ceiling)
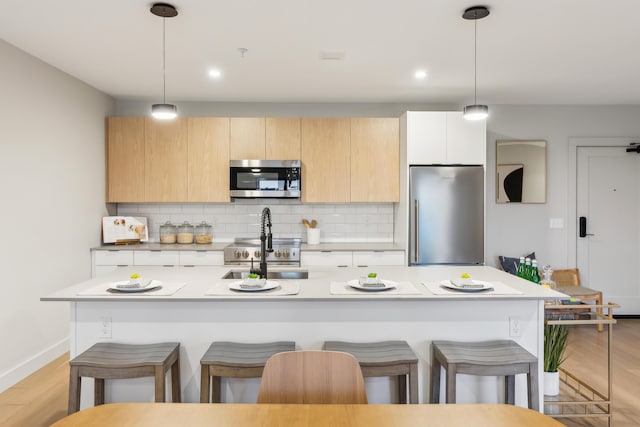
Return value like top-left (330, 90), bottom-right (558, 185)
top-left (2, 0), bottom-right (640, 106)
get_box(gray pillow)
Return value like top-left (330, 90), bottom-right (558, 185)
top-left (499, 252), bottom-right (536, 276)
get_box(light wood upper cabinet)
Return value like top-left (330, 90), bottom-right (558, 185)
top-left (266, 118), bottom-right (301, 160)
top-left (187, 118), bottom-right (230, 202)
top-left (350, 118), bottom-right (399, 202)
top-left (301, 118), bottom-right (351, 203)
top-left (106, 117), bottom-right (145, 202)
top-left (144, 118), bottom-right (188, 202)
top-left (229, 118), bottom-right (265, 160)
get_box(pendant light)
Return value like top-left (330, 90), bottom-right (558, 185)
top-left (150, 3), bottom-right (178, 120)
top-left (462, 6), bottom-right (489, 121)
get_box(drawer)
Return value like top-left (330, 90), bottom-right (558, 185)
top-left (133, 250), bottom-right (180, 266)
top-left (179, 251), bottom-right (224, 266)
top-left (301, 251), bottom-right (352, 267)
top-left (93, 250), bottom-right (133, 266)
top-left (353, 251), bottom-right (405, 267)
top-left (93, 265), bottom-right (128, 277)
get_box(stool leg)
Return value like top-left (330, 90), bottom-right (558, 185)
top-left (155, 366), bottom-right (166, 402)
top-left (211, 375), bottom-right (222, 403)
top-left (528, 361), bottom-right (539, 411)
top-left (445, 363), bottom-right (457, 403)
top-left (200, 365), bottom-right (210, 403)
top-left (430, 360), bottom-right (441, 403)
top-left (171, 359), bottom-right (181, 403)
top-left (398, 375), bottom-right (407, 404)
top-left (68, 367), bottom-right (81, 415)
top-left (505, 375), bottom-right (515, 405)
top-left (94, 378), bottom-right (105, 406)
top-left (409, 362), bottom-right (419, 404)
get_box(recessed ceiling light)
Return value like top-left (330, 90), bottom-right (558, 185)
top-left (208, 69), bottom-right (222, 78)
top-left (414, 70), bottom-right (427, 79)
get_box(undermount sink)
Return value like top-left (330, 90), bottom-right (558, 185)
top-left (222, 270), bottom-right (309, 280)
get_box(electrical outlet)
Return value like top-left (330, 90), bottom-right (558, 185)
top-left (99, 316), bottom-right (112, 339)
top-left (509, 316), bottom-right (521, 337)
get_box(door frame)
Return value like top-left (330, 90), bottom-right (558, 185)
top-left (567, 137), bottom-right (639, 267)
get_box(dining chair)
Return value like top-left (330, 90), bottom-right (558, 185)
top-left (551, 268), bottom-right (603, 331)
top-left (257, 350), bottom-right (368, 404)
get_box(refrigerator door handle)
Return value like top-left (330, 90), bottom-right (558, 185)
top-left (414, 200), bottom-right (419, 263)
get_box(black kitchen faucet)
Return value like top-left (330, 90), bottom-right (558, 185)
top-left (251, 207), bottom-right (273, 279)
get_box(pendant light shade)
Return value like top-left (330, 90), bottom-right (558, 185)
top-left (150, 3), bottom-right (178, 120)
top-left (462, 6), bottom-right (489, 121)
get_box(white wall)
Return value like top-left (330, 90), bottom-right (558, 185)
top-left (0, 39), bottom-right (114, 391)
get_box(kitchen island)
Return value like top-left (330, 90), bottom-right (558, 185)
top-left (42, 265), bottom-right (564, 410)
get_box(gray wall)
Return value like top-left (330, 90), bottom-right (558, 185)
top-left (0, 39), bottom-right (114, 391)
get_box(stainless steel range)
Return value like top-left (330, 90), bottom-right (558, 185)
top-left (223, 238), bottom-right (301, 267)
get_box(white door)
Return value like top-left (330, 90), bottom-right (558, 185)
top-left (577, 146), bottom-right (640, 314)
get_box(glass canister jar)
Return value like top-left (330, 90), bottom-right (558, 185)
top-left (195, 221), bottom-right (213, 244)
top-left (159, 221), bottom-right (177, 244)
top-left (177, 221), bottom-right (195, 244)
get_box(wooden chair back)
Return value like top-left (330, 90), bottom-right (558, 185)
top-left (257, 350), bottom-right (368, 404)
top-left (551, 268), bottom-right (581, 287)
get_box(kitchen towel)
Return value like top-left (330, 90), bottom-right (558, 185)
top-left (206, 281), bottom-right (300, 296)
top-left (330, 281), bottom-right (422, 295)
top-left (77, 281), bottom-right (186, 296)
top-left (422, 281), bottom-right (523, 296)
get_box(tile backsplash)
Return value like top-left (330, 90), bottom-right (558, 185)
top-left (117, 199), bottom-right (395, 243)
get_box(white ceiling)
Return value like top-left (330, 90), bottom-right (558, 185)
top-left (2, 0), bottom-right (640, 106)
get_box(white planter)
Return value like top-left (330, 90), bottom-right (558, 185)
top-left (544, 371), bottom-right (560, 396)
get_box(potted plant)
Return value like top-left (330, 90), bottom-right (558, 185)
top-left (543, 321), bottom-right (569, 396)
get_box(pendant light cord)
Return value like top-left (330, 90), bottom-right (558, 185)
top-left (474, 15), bottom-right (478, 105)
top-left (162, 16), bottom-right (167, 104)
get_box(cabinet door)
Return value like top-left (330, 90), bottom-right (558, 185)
top-left (352, 251), bottom-right (405, 267)
top-left (144, 118), bottom-right (188, 202)
top-left (266, 118), bottom-right (301, 160)
top-left (300, 251), bottom-right (352, 267)
top-left (133, 250), bottom-right (180, 266)
top-left (179, 251), bottom-right (224, 266)
top-left (446, 112), bottom-right (486, 164)
top-left (301, 118), bottom-right (351, 203)
top-left (406, 112), bottom-right (446, 164)
top-left (229, 118), bottom-right (265, 160)
top-left (107, 117), bottom-right (145, 202)
top-left (188, 118), bottom-right (230, 202)
top-left (350, 118), bottom-right (399, 202)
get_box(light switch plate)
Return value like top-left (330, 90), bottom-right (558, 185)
top-left (509, 316), bottom-right (522, 337)
top-left (549, 218), bottom-right (564, 229)
top-left (99, 316), bottom-right (112, 339)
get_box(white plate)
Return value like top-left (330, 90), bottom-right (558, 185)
top-left (348, 279), bottom-right (397, 292)
top-left (228, 280), bottom-right (280, 292)
top-left (440, 279), bottom-right (493, 292)
top-left (107, 280), bottom-right (162, 293)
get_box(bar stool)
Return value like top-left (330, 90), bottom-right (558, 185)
top-left (200, 341), bottom-right (296, 403)
top-left (322, 340), bottom-right (419, 404)
top-left (430, 340), bottom-right (538, 410)
top-left (68, 342), bottom-right (181, 414)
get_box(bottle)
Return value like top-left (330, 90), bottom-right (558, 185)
top-left (516, 257), bottom-right (526, 278)
top-left (524, 258), bottom-right (532, 281)
top-left (531, 260), bottom-right (540, 284)
top-left (540, 265), bottom-right (556, 289)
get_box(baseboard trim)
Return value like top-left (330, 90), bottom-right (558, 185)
top-left (0, 337), bottom-right (69, 393)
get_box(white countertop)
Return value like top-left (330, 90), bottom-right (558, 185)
top-left (42, 265), bottom-right (566, 302)
top-left (91, 242), bottom-right (404, 252)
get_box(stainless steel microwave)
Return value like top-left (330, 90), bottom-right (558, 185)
top-left (230, 160), bottom-right (301, 198)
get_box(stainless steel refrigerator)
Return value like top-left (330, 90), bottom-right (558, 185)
top-left (409, 165), bottom-right (484, 265)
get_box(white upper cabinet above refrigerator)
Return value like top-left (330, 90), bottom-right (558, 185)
top-left (405, 111), bottom-right (486, 165)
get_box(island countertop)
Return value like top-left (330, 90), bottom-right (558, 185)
top-left (41, 265), bottom-right (565, 302)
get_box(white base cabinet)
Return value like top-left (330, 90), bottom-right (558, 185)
top-left (92, 249), bottom-right (224, 277)
top-left (301, 250), bottom-right (404, 267)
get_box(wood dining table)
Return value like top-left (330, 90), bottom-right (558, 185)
top-left (50, 403), bottom-right (563, 426)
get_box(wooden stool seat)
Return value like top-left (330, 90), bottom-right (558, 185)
top-left (200, 341), bottom-right (295, 403)
top-left (68, 342), bottom-right (181, 414)
top-left (322, 340), bottom-right (419, 404)
top-left (430, 340), bottom-right (538, 410)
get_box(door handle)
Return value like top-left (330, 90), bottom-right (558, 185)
top-left (414, 200), bottom-right (419, 262)
top-left (579, 216), bottom-right (595, 238)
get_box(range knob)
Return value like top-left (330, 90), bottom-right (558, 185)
top-left (274, 250), bottom-right (282, 258)
top-left (254, 250), bottom-right (261, 258)
top-left (234, 249), bottom-right (242, 259)
top-left (242, 250), bottom-right (249, 259)
top-left (283, 249), bottom-right (290, 258)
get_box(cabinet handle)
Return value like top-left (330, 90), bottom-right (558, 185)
top-left (338, 265), bottom-right (349, 268)
top-left (414, 200), bottom-right (420, 263)
top-left (116, 264), bottom-right (128, 267)
top-left (321, 250), bottom-right (332, 253)
top-left (151, 250), bottom-right (162, 253)
top-left (183, 265), bottom-right (195, 268)
top-left (357, 265), bottom-right (368, 267)
top-left (162, 265), bottom-right (175, 267)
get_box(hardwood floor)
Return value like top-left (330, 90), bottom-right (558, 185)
top-left (1, 320), bottom-right (638, 426)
